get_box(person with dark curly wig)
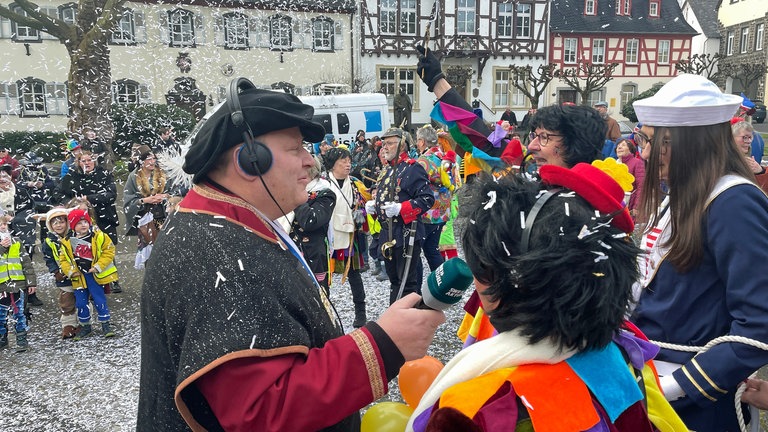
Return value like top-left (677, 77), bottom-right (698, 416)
top-left (526, 104), bottom-right (605, 170)
top-left (406, 167), bottom-right (687, 432)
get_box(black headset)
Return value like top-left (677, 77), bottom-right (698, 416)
top-left (227, 77), bottom-right (273, 176)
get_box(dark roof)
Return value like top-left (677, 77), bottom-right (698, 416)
top-left (686, 0), bottom-right (720, 38)
top-left (550, 0), bottom-right (698, 35)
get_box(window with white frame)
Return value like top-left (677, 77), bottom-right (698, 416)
top-left (10, 4), bottom-right (39, 41)
top-left (112, 9), bottom-right (135, 44)
top-left (649, 1), bottom-right (659, 17)
top-left (511, 83), bottom-right (526, 107)
top-left (620, 83), bottom-right (637, 110)
top-left (658, 40), bottom-right (670, 63)
top-left (457, 0), bottom-right (476, 35)
top-left (270, 15), bottom-right (292, 50)
top-left (312, 17), bottom-right (333, 51)
top-left (592, 39), bottom-right (606, 63)
top-left (757, 24), bottom-right (764, 51)
top-left (741, 27), bottom-right (749, 53)
top-left (587, 89), bottom-right (605, 107)
top-left (564, 38), bottom-right (578, 64)
top-left (59, 4), bottom-right (76, 25)
top-left (494, 69), bottom-right (509, 106)
top-left (380, 0), bottom-right (397, 34)
top-left (401, 0), bottom-right (417, 35)
top-left (39, 7), bottom-right (59, 40)
top-left (112, 79), bottom-right (140, 105)
top-left (626, 39), bottom-right (639, 64)
top-left (623, 0), bottom-right (631, 15)
top-left (727, 31), bottom-right (734, 55)
top-left (378, 67), bottom-right (416, 108)
top-left (224, 12), bottom-right (248, 49)
top-left (45, 82), bottom-right (68, 115)
top-left (585, 0), bottom-right (596, 15)
top-left (515, 3), bottom-right (532, 38)
top-left (169, 9), bottom-right (195, 47)
top-left (0, 82), bottom-right (19, 114)
top-left (18, 78), bottom-right (46, 117)
top-left (498, 3), bottom-right (513, 37)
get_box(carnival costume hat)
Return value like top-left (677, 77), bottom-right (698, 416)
top-left (66, 139), bottom-right (81, 152)
top-left (68, 208), bottom-right (92, 230)
top-left (45, 207), bottom-right (69, 233)
top-left (633, 74), bottom-right (742, 127)
top-left (183, 88), bottom-right (325, 183)
top-left (539, 163), bottom-right (634, 234)
top-left (594, 101), bottom-right (608, 107)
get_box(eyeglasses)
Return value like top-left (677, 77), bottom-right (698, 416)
top-left (382, 140), bottom-right (400, 147)
top-left (529, 132), bottom-right (562, 147)
top-left (634, 131), bottom-right (652, 147)
top-left (737, 134), bottom-right (754, 142)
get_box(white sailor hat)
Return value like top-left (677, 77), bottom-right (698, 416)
top-left (633, 74), bottom-right (742, 127)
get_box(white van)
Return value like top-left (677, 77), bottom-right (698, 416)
top-left (299, 93), bottom-right (391, 146)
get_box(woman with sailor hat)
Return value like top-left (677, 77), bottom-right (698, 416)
top-left (630, 74), bottom-right (768, 431)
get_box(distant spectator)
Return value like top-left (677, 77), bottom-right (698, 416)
top-left (60, 139), bottom-right (82, 179)
top-left (153, 127), bottom-right (180, 154)
top-left (500, 106), bottom-right (518, 126)
top-left (594, 101), bottom-right (622, 142)
top-left (0, 148), bottom-right (20, 181)
top-left (80, 128), bottom-right (108, 168)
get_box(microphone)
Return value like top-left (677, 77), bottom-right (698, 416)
top-left (416, 257), bottom-right (474, 310)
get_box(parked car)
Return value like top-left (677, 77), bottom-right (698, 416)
top-left (754, 101), bottom-right (766, 123)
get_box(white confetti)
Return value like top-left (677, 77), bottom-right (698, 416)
top-left (598, 240), bottom-right (612, 249)
top-left (592, 251), bottom-right (608, 263)
top-left (612, 233), bottom-right (627, 239)
top-left (501, 241), bottom-right (511, 256)
top-left (250, 335), bottom-right (257, 349)
top-left (520, 394), bottom-right (534, 410)
top-left (483, 191), bottom-right (497, 210)
top-left (227, 310), bottom-right (236, 320)
top-left (595, 210), bottom-right (601, 218)
top-left (559, 191), bottom-right (576, 198)
top-left (577, 225), bottom-right (594, 239)
top-left (564, 202), bottom-right (570, 216)
top-left (209, 223), bottom-right (224, 228)
top-left (215, 271), bottom-right (227, 288)
top-left (520, 211), bottom-right (526, 229)
top-left (470, 219), bottom-right (476, 224)
top-left (238, 259), bottom-right (244, 271)
top-left (165, 226), bottom-right (175, 234)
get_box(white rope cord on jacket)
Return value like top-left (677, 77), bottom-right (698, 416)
top-left (650, 335), bottom-right (768, 432)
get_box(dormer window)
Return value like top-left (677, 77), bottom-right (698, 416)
top-left (649, 0), bottom-right (660, 18)
top-left (585, 0), bottom-right (596, 16)
top-left (616, 0), bottom-right (631, 16)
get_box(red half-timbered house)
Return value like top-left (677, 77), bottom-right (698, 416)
top-left (549, 0), bottom-right (696, 116)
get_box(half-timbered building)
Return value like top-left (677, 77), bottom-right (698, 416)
top-left (549, 0), bottom-right (696, 118)
top-left (358, 0), bottom-right (550, 127)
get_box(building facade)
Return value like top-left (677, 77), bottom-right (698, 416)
top-left (548, 0), bottom-right (696, 119)
top-left (717, 0), bottom-right (768, 101)
top-left (0, 0), bottom-right (356, 132)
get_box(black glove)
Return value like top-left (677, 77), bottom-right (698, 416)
top-left (416, 45), bottom-right (445, 92)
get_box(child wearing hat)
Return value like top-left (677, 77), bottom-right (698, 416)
top-left (58, 208), bottom-right (117, 339)
top-left (0, 212), bottom-right (37, 352)
top-left (40, 207), bottom-right (80, 339)
top-left (60, 139), bottom-right (82, 179)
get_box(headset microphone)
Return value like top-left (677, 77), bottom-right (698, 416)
top-left (416, 257), bottom-right (474, 310)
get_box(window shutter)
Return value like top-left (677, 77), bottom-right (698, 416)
top-left (214, 13), bottom-right (225, 46)
top-left (302, 20), bottom-right (312, 50)
top-left (254, 17), bottom-right (269, 48)
top-left (134, 10), bottom-right (147, 43)
top-left (0, 16), bottom-right (11, 39)
top-left (248, 16), bottom-right (260, 48)
top-left (291, 19), bottom-right (302, 49)
top-left (334, 21), bottom-right (343, 50)
top-left (195, 13), bottom-right (205, 45)
top-left (158, 11), bottom-right (169, 45)
top-left (139, 84), bottom-right (151, 104)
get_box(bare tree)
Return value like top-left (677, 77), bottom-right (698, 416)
top-left (555, 61), bottom-right (619, 106)
top-left (508, 63), bottom-right (558, 109)
top-left (0, 0), bottom-right (124, 144)
top-left (718, 61), bottom-right (768, 99)
top-left (675, 53), bottom-right (722, 81)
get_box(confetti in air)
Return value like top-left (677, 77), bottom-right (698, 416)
top-left (577, 225), bottom-right (595, 239)
top-left (238, 259), bottom-right (244, 271)
top-left (215, 271), bottom-right (227, 288)
top-left (501, 241), bottom-right (511, 256)
top-left (564, 202), bottom-right (570, 216)
top-left (612, 233), bottom-right (627, 239)
top-left (598, 240), bottom-right (612, 249)
top-left (209, 223), bottom-right (224, 228)
top-left (559, 191), bottom-right (576, 198)
top-left (250, 335), bottom-right (257, 349)
top-left (227, 310), bottom-right (236, 320)
top-left (165, 226), bottom-right (175, 235)
top-left (593, 272), bottom-right (605, 277)
top-left (483, 191), bottom-right (497, 210)
top-left (470, 219), bottom-right (476, 224)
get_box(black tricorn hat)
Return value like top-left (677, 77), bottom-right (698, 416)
top-left (183, 87), bottom-right (325, 183)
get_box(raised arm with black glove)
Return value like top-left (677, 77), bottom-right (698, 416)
top-left (416, 45), bottom-right (445, 92)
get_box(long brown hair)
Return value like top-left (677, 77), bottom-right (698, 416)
top-left (640, 123), bottom-right (755, 271)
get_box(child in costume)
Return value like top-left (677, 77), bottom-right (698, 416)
top-left (40, 207), bottom-right (80, 339)
top-left (58, 209), bottom-right (117, 339)
top-left (0, 212), bottom-right (37, 352)
top-left (407, 166), bottom-right (687, 432)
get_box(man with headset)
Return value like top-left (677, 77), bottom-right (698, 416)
top-left (137, 79), bottom-right (445, 431)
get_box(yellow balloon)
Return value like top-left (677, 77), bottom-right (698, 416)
top-left (361, 401), bottom-right (414, 432)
